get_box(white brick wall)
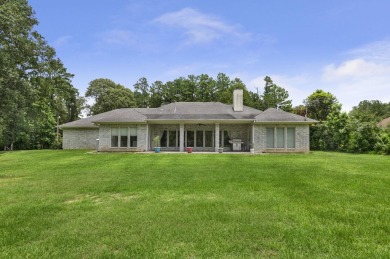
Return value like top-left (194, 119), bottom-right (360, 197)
top-left (62, 129), bottom-right (99, 149)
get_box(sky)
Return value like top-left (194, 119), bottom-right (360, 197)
top-left (28, 0), bottom-right (390, 111)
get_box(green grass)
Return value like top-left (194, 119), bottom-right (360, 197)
top-left (0, 151), bottom-right (389, 258)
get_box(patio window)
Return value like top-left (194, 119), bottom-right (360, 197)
top-left (205, 131), bottom-right (212, 147)
top-left (223, 130), bottom-right (230, 147)
top-left (169, 130), bottom-right (177, 147)
top-left (187, 130), bottom-right (194, 147)
top-left (196, 131), bottom-right (203, 147)
top-left (161, 130), bottom-right (167, 147)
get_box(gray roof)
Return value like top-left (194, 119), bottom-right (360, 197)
top-left (255, 108), bottom-right (317, 123)
top-left (60, 109), bottom-right (147, 128)
top-left (139, 102), bottom-right (261, 120)
top-left (60, 103), bottom-right (317, 128)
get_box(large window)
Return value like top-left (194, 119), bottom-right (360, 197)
top-left (196, 131), bottom-right (203, 147)
top-left (287, 128), bottom-right (295, 148)
top-left (187, 130), bottom-right (194, 147)
top-left (266, 127), bottom-right (295, 149)
top-left (169, 130), bottom-right (177, 147)
top-left (111, 127), bottom-right (137, 148)
top-left (120, 128), bottom-right (128, 147)
top-left (161, 130), bottom-right (168, 147)
top-left (276, 128), bottom-right (284, 148)
top-left (223, 130), bottom-right (230, 147)
top-left (266, 128), bottom-right (274, 148)
top-left (205, 131), bottom-right (212, 147)
top-left (130, 127), bottom-right (137, 147)
top-left (111, 128), bottom-right (119, 147)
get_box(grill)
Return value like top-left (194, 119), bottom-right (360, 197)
top-left (229, 139), bottom-right (243, 151)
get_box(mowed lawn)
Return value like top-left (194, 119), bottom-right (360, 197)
top-left (0, 151), bottom-right (389, 258)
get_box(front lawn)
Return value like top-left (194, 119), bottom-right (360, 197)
top-left (0, 151), bottom-right (389, 258)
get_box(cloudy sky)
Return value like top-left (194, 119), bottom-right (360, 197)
top-left (29, 0), bottom-right (390, 111)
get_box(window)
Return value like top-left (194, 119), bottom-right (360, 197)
top-left (169, 130), bottom-right (177, 147)
top-left (111, 127), bottom-right (137, 148)
top-left (130, 127), bottom-right (137, 147)
top-left (223, 130), bottom-right (230, 147)
top-left (276, 128), bottom-right (284, 148)
top-left (120, 128), bottom-right (128, 147)
top-left (205, 131), bottom-right (212, 147)
top-left (266, 128), bottom-right (274, 148)
top-left (187, 130), bottom-right (194, 147)
top-left (287, 128), bottom-right (295, 148)
top-left (111, 128), bottom-right (119, 147)
top-left (196, 131), bottom-right (203, 147)
top-left (161, 130), bottom-right (167, 147)
top-left (266, 127), bottom-right (296, 149)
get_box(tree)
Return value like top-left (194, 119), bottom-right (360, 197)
top-left (311, 104), bottom-right (349, 151)
top-left (0, 0), bottom-right (81, 150)
top-left (133, 77), bottom-right (150, 108)
top-left (349, 100), bottom-right (390, 123)
top-left (86, 79), bottom-right (135, 115)
top-left (304, 89), bottom-right (338, 121)
top-left (260, 76), bottom-right (292, 111)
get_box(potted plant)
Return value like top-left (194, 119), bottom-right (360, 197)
top-left (186, 147), bottom-right (193, 153)
top-left (218, 147), bottom-right (224, 153)
top-left (153, 136), bottom-right (160, 153)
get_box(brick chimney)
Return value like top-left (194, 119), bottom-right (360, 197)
top-left (233, 89), bottom-right (243, 112)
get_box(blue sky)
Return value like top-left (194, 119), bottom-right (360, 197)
top-left (29, 0), bottom-right (390, 111)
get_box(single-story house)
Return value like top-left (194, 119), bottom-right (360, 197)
top-left (59, 90), bottom-right (317, 153)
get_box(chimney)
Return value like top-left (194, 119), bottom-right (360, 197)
top-left (233, 89), bottom-right (243, 112)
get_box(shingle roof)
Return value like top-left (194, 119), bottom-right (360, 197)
top-left (139, 102), bottom-right (261, 120)
top-left (59, 103), bottom-right (317, 128)
top-left (255, 108), bottom-right (317, 123)
top-left (59, 109), bottom-right (146, 128)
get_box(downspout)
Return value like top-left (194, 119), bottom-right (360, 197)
top-left (145, 122), bottom-right (149, 151)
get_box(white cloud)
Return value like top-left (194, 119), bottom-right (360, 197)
top-left (321, 40), bottom-right (390, 111)
top-left (322, 58), bottom-right (390, 81)
top-left (53, 35), bottom-right (72, 48)
top-left (153, 8), bottom-right (251, 45)
top-left (101, 29), bottom-right (136, 45)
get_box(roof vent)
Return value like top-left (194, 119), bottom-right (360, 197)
top-left (233, 89), bottom-right (243, 112)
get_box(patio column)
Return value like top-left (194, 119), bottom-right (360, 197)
top-left (215, 123), bottom-right (220, 152)
top-left (179, 123), bottom-right (184, 152)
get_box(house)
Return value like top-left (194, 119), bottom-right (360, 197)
top-left (59, 90), bottom-right (317, 153)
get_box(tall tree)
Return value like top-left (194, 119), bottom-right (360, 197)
top-left (86, 78), bottom-right (135, 115)
top-left (260, 76), bottom-right (292, 111)
top-left (304, 89), bottom-right (338, 121)
top-left (133, 77), bottom-right (150, 108)
top-left (0, 0), bottom-right (81, 149)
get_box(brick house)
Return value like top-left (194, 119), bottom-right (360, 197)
top-left (59, 90), bottom-right (317, 153)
